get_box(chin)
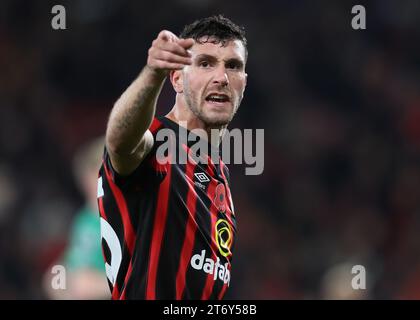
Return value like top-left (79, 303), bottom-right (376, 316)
top-left (201, 113), bottom-right (233, 127)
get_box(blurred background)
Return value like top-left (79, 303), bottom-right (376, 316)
top-left (1, 0), bottom-right (420, 299)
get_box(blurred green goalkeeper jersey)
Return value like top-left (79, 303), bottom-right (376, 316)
top-left (64, 206), bottom-right (105, 272)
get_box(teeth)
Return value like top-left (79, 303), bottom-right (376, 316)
top-left (207, 94), bottom-right (228, 102)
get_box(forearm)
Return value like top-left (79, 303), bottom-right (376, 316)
top-left (106, 66), bottom-right (166, 156)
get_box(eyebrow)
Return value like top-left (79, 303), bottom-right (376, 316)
top-left (195, 54), bottom-right (217, 62)
top-left (195, 54), bottom-right (245, 67)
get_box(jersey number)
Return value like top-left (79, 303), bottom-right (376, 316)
top-left (100, 217), bottom-right (122, 286)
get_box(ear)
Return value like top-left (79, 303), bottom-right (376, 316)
top-left (244, 72), bottom-right (248, 87)
top-left (170, 69), bottom-right (183, 93)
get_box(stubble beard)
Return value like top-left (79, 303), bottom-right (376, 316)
top-left (183, 83), bottom-right (240, 128)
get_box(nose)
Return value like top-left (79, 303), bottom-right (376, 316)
top-left (212, 65), bottom-right (229, 87)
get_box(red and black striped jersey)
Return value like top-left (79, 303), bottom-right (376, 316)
top-left (97, 116), bottom-right (236, 300)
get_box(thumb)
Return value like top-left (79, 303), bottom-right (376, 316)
top-left (178, 38), bottom-right (194, 49)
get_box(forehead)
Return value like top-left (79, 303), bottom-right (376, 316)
top-left (190, 38), bottom-right (246, 62)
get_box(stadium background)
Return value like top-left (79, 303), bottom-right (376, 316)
top-left (1, 0), bottom-right (420, 299)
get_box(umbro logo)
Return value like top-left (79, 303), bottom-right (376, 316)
top-left (194, 172), bottom-right (210, 183)
top-left (194, 172), bottom-right (210, 190)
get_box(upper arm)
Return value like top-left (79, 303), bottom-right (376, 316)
top-left (107, 130), bottom-right (154, 176)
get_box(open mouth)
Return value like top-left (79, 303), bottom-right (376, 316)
top-left (205, 93), bottom-right (231, 105)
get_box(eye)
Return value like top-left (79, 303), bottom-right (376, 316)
top-left (199, 60), bottom-right (210, 68)
top-left (226, 61), bottom-right (242, 70)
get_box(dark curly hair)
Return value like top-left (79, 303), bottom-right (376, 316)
top-left (180, 15), bottom-right (247, 61)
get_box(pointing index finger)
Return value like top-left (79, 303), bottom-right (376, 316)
top-left (158, 30), bottom-right (179, 43)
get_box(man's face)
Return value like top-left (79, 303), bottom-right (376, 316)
top-left (181, 38), bottom-right (247, 127)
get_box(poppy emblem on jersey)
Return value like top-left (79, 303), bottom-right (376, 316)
top-left (214, 183), bottom-right (226, 213)
top-left (215, 219), bottom-right (233, 257)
